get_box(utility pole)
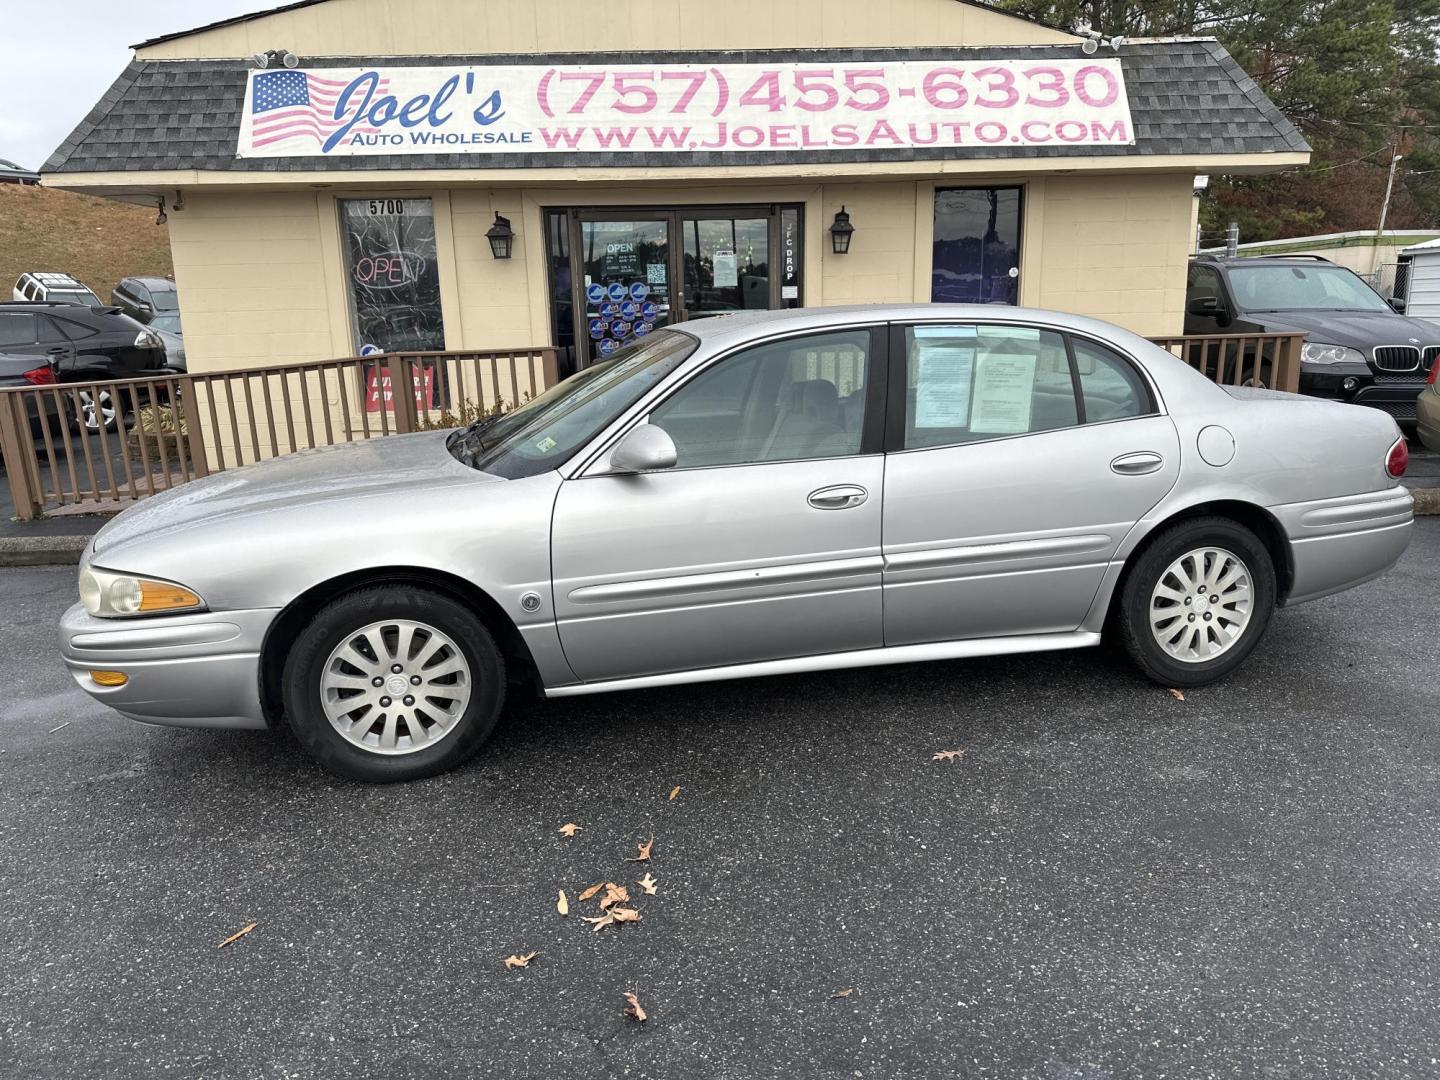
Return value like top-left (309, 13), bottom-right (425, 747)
top-left (1377, 151), bottom-right (1403, 236)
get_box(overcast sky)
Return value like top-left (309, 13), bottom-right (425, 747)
top-left (0, 0), bottom-right (279, 169)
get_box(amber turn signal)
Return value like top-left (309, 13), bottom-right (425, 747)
top-left (89, 670), bottom-right (129, 687)
top-left (138, 581), bottom-right (203, 613)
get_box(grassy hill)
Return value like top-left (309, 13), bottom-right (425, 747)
top-left (0, 183), bottom-right (172, 303)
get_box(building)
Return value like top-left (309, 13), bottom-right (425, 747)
top-left (44, 0), bottom-right (1308, 381)
top-left (1399, 236), bottom-right (1440, 320)
top-left (0, 159), bottom-right (40, 185)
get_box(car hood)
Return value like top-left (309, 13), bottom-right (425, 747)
top-left (91, 431), bottom-right (500, 556)
top-left (1248, 309), bottom-right (1440, 350)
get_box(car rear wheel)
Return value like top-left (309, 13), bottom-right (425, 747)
top-left (1116, 516), bottom-right (1276, 687)
top-left (74, 387), bottom-right (119, 432)
top-left (282, 585), bottom-right (505, 782)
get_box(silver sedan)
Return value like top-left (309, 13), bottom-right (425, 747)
top-left (60, 306), bottom-right (1415, 782)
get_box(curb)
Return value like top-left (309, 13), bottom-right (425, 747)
top-left (1411, 486), bottom-right (1440, 516)
top-left (0, 535), bottom-right (91, 567)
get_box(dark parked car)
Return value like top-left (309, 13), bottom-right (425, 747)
top-left (1185, 254), bottom-right (1437, 427)
top-left (111, 276), bottom-right (179, 327)
top-left (0, 351), bottom-right (62, 436)
top-left (0, 302), bottom-right (168, 431)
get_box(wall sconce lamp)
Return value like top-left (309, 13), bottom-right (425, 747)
top-left (829, 206), bottom-right (854, 255)
top-left (486, 212), bottom-right (515, 259)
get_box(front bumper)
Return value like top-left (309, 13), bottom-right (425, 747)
top-left (1300, 366), bottom-right (1426, 425)
top-left (59, 602), bottom-right (278, 730)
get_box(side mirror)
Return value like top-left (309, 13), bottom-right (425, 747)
top-left (1388, 296), bottom-right (1407, 313)
top-left (609, 423), bottom-right (677, 474)
top-left (1186, 295), bottom-right (1224, 318)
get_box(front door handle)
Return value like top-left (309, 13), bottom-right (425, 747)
top-left (808, 484), bottom-right (868, 510)
top-left (1111, 451), bottom-right (1164, 476)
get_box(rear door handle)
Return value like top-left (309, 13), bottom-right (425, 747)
top-left (1110, 451), bottom-right (1164, 476)
top-left (808, 484), bottom-right (868, 510)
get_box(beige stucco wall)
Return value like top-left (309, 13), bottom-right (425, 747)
top-left (165, 171), bottom-right (1196, 377)
top-left (137, 0), bottom-right (1074, 60)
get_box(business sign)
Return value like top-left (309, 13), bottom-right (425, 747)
top-left (237, 60), bottom-right (1134, 158)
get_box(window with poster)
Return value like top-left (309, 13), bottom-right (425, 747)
top-left (339, 197), bottom-right (446, 413)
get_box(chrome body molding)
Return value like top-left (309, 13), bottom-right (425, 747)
top-left (545, 631), bottom-right (1104, 698)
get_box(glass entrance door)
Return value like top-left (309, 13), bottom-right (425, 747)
top-left (931, 187), bottom-right (1023, 305)
top-left (679, 214), bottom-right (771, 319)
top-left (556, 205), bottom-right (805, 368)
top-left (578, 216), bottom-right (672, 362)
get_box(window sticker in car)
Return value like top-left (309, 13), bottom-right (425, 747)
top-left (914, 341), bottom-right (975, 429)
top-left (970, 353), bottom-right (1038, 434)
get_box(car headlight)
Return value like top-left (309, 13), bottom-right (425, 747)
top-left (78, 565), bottom-right (204, 617)
top-left (1301, 342), bottom-right (1366, 365)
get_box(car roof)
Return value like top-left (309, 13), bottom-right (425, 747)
top-left (672, 303), bottom-right (1161, 355)
top-left (121, 276), bottom-right (176, 289)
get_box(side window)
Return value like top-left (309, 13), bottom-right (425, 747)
top-left (903, 324), bottom-right (1076, 449)
top-left (0, 312), bottom-right (38, 347)
top-left (650, 330), bottom-right (870, 468)
top-left (37, 317), bottom-right (67, 344)
top-left (1186, 265), bottom-right (1225, 303)
top-left (53, 318), bottom-right (96, 341)
top-left (1072, 338), bottom-right (1151, 422)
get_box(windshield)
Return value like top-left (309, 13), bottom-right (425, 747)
top-left (150, 289), bottom-right (179, 311)
top-left (53, 290), bottom-right (101, 308)
top-left (1227, 264), bottom-right (1390, 313)
top-left (448, 329), bottom-right (697, 479)
top-left (150, 314), bottom-right (182, 334)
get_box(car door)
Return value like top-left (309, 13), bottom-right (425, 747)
top-left (881, 322), bottom-right (1180, 646)
top-left (551, 326), bottom-right (887, 683)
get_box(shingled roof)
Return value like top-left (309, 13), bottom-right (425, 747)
top-left (45, 39), bottom-right (1307, 175)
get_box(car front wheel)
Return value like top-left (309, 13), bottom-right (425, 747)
top-left (1116, 516), bottom-right (1276, 687)
top-left (282, 586), bottom-right (506, 782)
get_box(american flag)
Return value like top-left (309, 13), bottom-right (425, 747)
top-left (249, 70), bottom-right (386, 149)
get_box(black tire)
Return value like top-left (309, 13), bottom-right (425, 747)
top-left (282, 585), bottom-right (506, 782)
top-left (1115, 516), bottom-right (1276, 688)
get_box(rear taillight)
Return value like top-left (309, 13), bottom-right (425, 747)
top-left (1386, 436), bottom-right (1409, 478)
top-left (22, 366), bottom-right (56, 386)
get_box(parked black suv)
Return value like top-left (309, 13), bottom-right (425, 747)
top-left (1185, 254), bottom-right (1436, 427)
top-left (0, 302), bottom-right (169, 430)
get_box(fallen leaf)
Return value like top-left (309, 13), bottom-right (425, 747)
top-left (636, 872), bottom-right (658, 895)
top-left (830, 988), bottom-right (856, 999)
top-left (609, 907), bottom-right (642, 923)
top-left (1169, 688), bottom-right (1186, 701)
top-left (624, 991), bottom-right (648, 1022)
top-left (932, 749), bottom-right (966, 762)
top-left (578, 882), bottom-right (605, 902)
top-left (217, 922), bottom-right (258, 950)
top-left (559, 822), bottom-right (582, 837)
top-left (503, 951), bottom-right (538, 970)
top-left (600, 883), bottom-right (631, 910)
top-left (627, 835), bottom-right (655, 863)
top-left (669, 786), bottom-right (681, 801)
top-left (583, 912), bottom-right (616, 932)
top-left (557, 889), bottom-right (569, 917)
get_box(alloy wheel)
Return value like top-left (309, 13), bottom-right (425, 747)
top-left (1148, 546), bottom-right (1254, 663)
top-left (76, 388), bottom-right (116, 431)
top-left (321, 619), bottom-right (472, 755)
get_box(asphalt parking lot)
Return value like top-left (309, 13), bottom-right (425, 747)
top-left (2, 520), bottom-right (1439, 1079)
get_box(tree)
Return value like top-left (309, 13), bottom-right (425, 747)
top-left (999, 0), bottom-right (1440, 240)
